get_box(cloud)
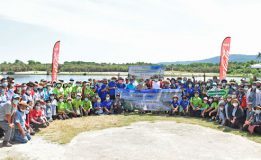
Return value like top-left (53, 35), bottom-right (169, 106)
top-left (0, 0), bottom-right (260, 63)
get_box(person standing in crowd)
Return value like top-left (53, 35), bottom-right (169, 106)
top-left (99, 79), bottom-right (109, 102)
top-left (108, 77), bottom-right (117, 100)
top-left (0, 84), bottom-right (7, 104)
top-left (0, 94), bottom-right (20, 147)
top-left (126, 78), bottom-right (136, 90)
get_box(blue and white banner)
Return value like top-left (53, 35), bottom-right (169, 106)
top-left (116, 89), bottom-right (182, 111)
top-left (128, 65), bottom-right (164, 80)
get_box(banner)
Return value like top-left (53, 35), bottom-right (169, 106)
top-left (52, 41), bottom-right (60, 82)
top-left (219, 37), bottom-right (231, 80)
top-left (116, 89), bottom-right (182, 111)
top-left (128, 65), bottom-right (164, 80)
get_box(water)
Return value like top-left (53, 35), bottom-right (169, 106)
top-left (1, 74), bottom-right (246, 83)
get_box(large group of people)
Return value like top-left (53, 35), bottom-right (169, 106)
top-left (0, 75), bottom-right (261, 147)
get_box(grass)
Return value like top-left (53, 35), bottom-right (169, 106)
top-left (38, 113), bottom-right (261, 144)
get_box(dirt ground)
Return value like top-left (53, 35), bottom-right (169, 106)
top-left (1, 121), bottom-right (261, 160)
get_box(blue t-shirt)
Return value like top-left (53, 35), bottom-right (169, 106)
top-left (116, 83), bottom-right (126, 89)
top-left (15, 110), bottom-right (26, 129)
top-left (126, 83), bottom-right (135, 90)
top-left (171, 100), bottom-right (180, 108)
top-left (108, 81), bottom-right (116, 96)
top-left (102, 100), bottom-right (113, 110)
top-left (93, 102), bottom-right (102, 108)
top-left (180, 100), bottom-right (189, 110)
top-left (98, 84), bottom-right (108, 101)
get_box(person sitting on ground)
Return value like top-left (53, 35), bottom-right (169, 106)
top-left (93, 97), bottom-right (103, 115)
top-left (242, 102), bottom-right (255, 132)
top-left (45, 99), bottom-right (53, 121)
top-left (189, 91), bottom-right (202, 117)
top-left (65, 98), bottom-right (77, 118)
top-left (179, 95), bottom-right (189, 116)
top-left (57, 95), bottom-right (69, 120)
top-left (201, 97), bottom-right (210, 118)
top-left (206, 96), bottom-right (219, 120)
top-left (14, 101), bottom-right (31, 143)
top-left (30, 101), bottom-right (48, 131)
top-left (102, 95), bottom-right (113, 114)
top-left (216, 100), bottom-right (226, 125)
top-left (82, 96), bottom-right (92, 116)
top-left (72, 93), bottom-right (82, 117)
top-left (113, 94), bottom-right (123, 114)
top-left (225, 99), bottom-right (244, 129)
top-left (170, 95), bottom-right (180, 116)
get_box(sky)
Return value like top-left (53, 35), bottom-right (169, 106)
top-left (0, 0), bottom-right (260, 63)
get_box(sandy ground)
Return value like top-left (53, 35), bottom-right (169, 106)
top-left (1, 121), bottom-right (261, 160)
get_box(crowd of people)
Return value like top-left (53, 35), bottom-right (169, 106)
top-left (0, 75), bottom-right (261, 147)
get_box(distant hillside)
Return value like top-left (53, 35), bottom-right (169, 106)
top-left (160, 54), bottom-right (258, 65)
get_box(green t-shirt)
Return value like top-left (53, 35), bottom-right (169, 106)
top-left (53, 87), bottom-right (64, 97)
top-left (63, 88), bottom-right (71, 98)
top-left (72, 99), bottom-right (82, 109)
top-left (57, 102), bottom-right (66, 113)
top-left (190, 97), bottom-right (202, 107)
top-left (83, 87), bottom-right (95, 97)
top-left (201, 103), bottom-right (209, 109)
top-left (72, 86), bottom-right (82, 94)
top-left (211, 102), bottom-right (218, 109)
top-left (65, 102), bottom-right (74, 112)
top-left (82, 100), bottom-right (92, 110)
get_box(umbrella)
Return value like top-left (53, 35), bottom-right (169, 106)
top-left (251, 64), bottom-right (261, 69)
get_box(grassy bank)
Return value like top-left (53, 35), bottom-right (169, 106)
top-left (38, 114), bottom-right (261, 144)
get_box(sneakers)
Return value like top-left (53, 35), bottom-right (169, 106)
top-left (2, 141), bottom-right (12, 147)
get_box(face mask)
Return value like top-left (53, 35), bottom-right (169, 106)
top-left (36, 106), bottom-right (41, 110)
top-left (226, 86), bottom-right (230, 89)
top-left (59, 99), bottom-right (64, 102)
top-left (13, 99), bottom-right (19, 105)
top-left (255, 110), bottom-right (261, 114)
top-left (220, 108), bottom-right (224, 111)
top-left (20, 109), bottom-right (26, 112)
top-left (195, 94), bottom-right (199, 97)
top-left (174, 98), bottom-right (177, 101)
top-left (189, 84), bottom-right (192, 88)
top-left (25, 109), bottom-right (30, 114)
top-left (232, 103), bottom-right (238, 107)
top-left (232, 86), bottom-right (237, 90)
top-left (232, 95), bottom-right (237, 99)
top-left (76, 96), bottom-right (81, 100)
top-left (227, 98), bottom-right (232, 102)
top-left (195, 84), bottom-right (199, 87)
top-left (222, 83), bottom-right (226, 86)
top-left (3, 83), bottom-right (8, 87)
top-left (57, 84), bottom-right (61, 88)
top-left (212, 86), bottom-right (217, 89)
top-left (26, 91), bottom-right (31, 95)
top-left (47, 103), bottom-right (51, 106)
top-left (106, 97), bottom-right (110, 101)
top-left (207, 83), bottom-right (210, 87)
top-left (252, 86), bottom-right (257, 89)
top-left (97, 100), bottom-right (101, 103)
top-left (85, 98), bottom-right (89, 101)
top-left (204, 101), bottom-right (208, 104)
top-left (209, 99), bottom-right (213, 103)
top-left (244, 87), bottom-right (248, 91)
top-left (68, 101), bottom-right (72, 104)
